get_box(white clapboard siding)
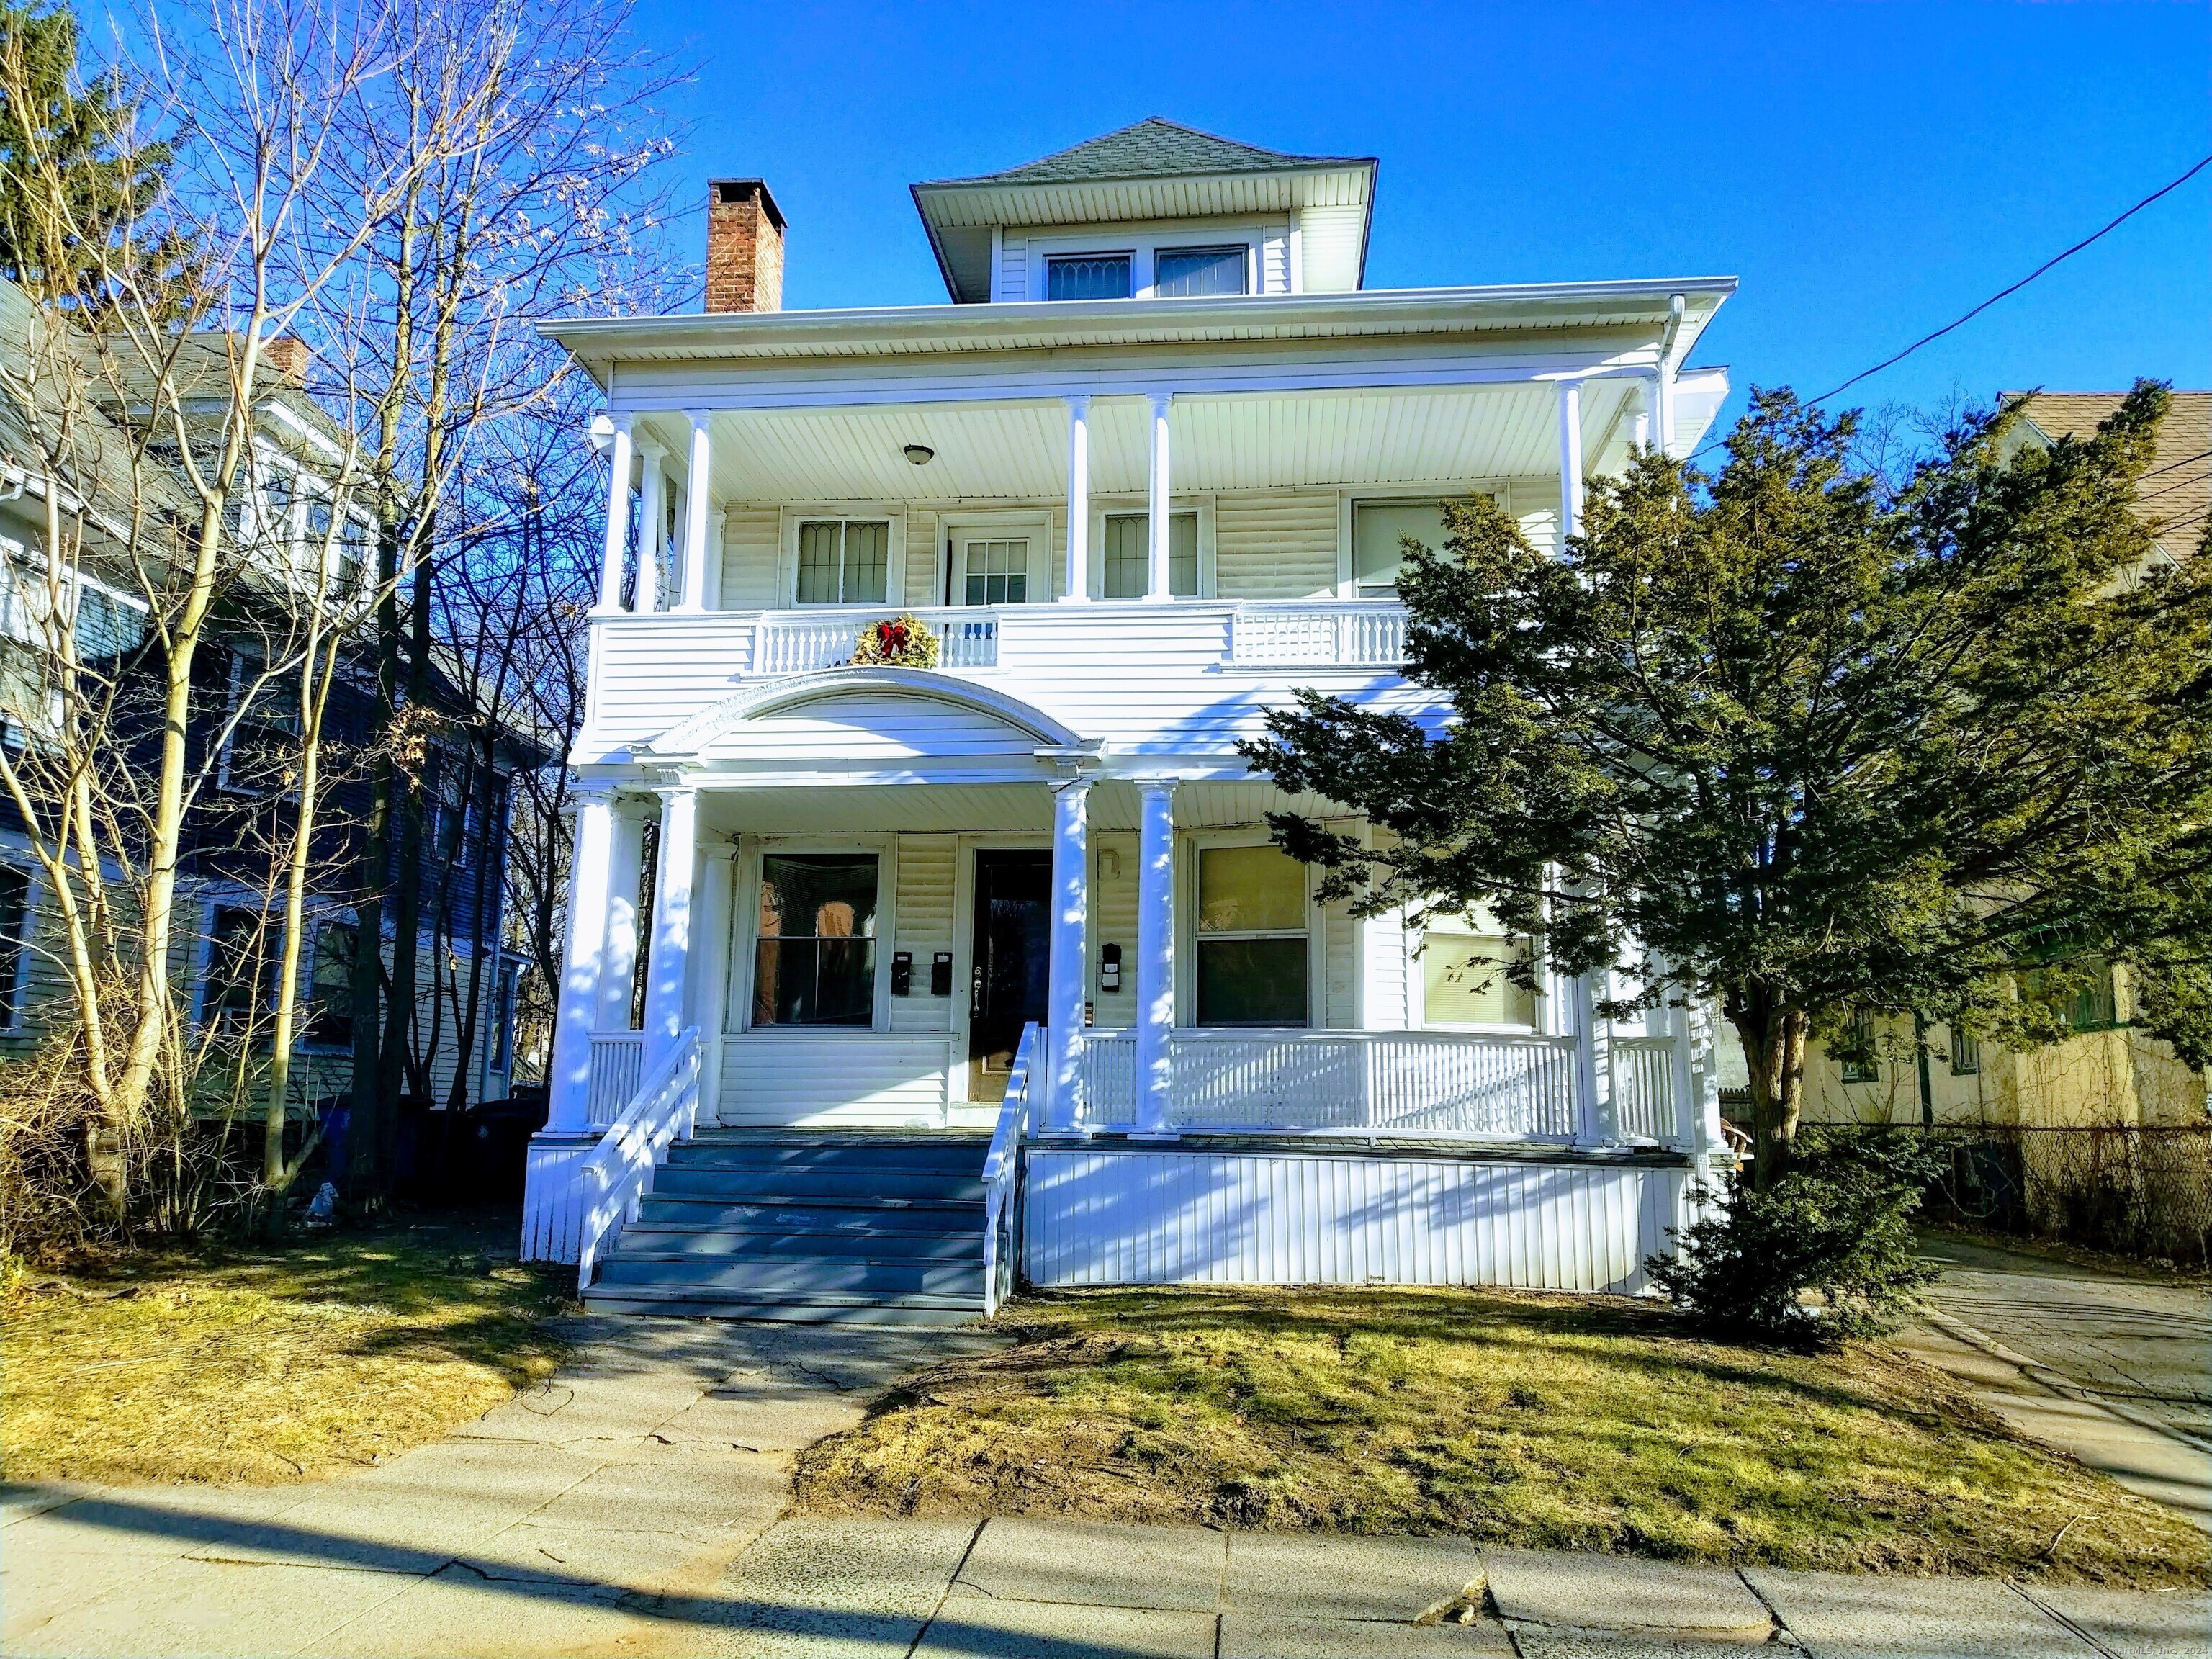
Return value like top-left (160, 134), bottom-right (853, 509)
top-left (1362, 910), bottom-right (1411, 1030)
top-left (1088, 832), bottom-right (1139, 1030)
top-left (997, 232), bottom-right (1028, 302)
top-left (1324, 899), bottom-right (1357, 1028)
top-left (720, 506), bottom-right (782, 608)
top-left (1295, 204), bottom-right (1367, 293)
top-left (1259, 230), bottom-right (1291, 295)
top-left (1022, 1147), bottom-right (1692, 1292)
top-left (891, 835), bottom-right (956, 1035)
top-left (734, 694), bottom-right (1036, 760)
top-left (1214, 492), bottom-right (1339, 599)
top-left (719, 1033), bottom-right (950, 1125)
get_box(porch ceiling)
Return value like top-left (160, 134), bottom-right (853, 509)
top-left (693, 781), bottom-right (1350, 837)
top-left (641, 379), bottom-right (1645, 505)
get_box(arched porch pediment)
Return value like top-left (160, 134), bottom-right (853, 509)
top-left (639, 667), bottom-right (1087, 768)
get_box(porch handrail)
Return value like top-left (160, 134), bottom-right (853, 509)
top-left (1229, 600), bottom-right (1408, 668)
top-left (575, 1027), bottom-right (702, 1294)
top-left (981, 1021), bottom-right (1040, 1318)
top-left (754, 606), bottom-right (1001, 673)
top-left (586, 1031), bottom-right (645, 1126)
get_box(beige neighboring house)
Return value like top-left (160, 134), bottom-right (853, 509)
top-left (1799, 389), bottom-right (2212, 1133)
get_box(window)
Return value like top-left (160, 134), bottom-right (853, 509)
top-left (2069, 961), bottom-right (2120, 1031)
top-left (1839, 1010), bottom-right (1879, 1083)
top-left (305, 495), bottom-right (332, 572)
top-left (1948, 1023), bottom-right (1980, 1076)
top-left (1352, 499), bottom-right (1449, 598)
top-left (795, 519), bottom-right (889, 606)
top-left (1046, 254), bottom-right (1131, 301)
top-left (0, 866), bottom-right (28, 1030)
top-left (306, 921), bottom-right (355, 1047)
top-left (337, 519), bottom-right (369, 598)
top-left (72, 585), bottom-right (143, 661)
top-left (1100, 513), bottom-right (1198, 600)
top-left (1195, 845), bottom-right (1308, 1027)
top-left (1155, 246), bottom-right (1248, 298)
top-left (220, 651), bottom-right (301, 795)
top-left (261, 472), bottom-right (295, 553)
top-left (431, 753), bottom-right (472, 865)
top-left (204, 906), bottom-right (273, 1034)
top-left (1421, 919), bottom-right (1536, 1028)
top-left (490, 962), bottom-right (516, 1073)
top-left (962, 539), bottom-right (1028, 607)
top-left (752, 854), bottom-right (879, 1027)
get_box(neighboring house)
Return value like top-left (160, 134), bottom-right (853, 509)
top-left (1795, 390), bottom-right (2212, 1136)
top-left (525, 118), bottom-right (1737, 1317)
top-left (0, 279), bottom-right (535, 1122)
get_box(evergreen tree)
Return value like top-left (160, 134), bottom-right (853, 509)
top-left (1246, 383), bottom-right (2212, 1184)
top-left (0, 2), bottom-right (173, 307)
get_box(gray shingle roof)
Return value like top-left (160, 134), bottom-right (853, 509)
top-left (921, 117), bottom-right (1370, 189)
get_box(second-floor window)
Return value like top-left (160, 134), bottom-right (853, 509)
top-left (796, 520), bottom-right (889, 606)
top-left (220, 650), bottom-right (301, 796)
top-left (1840, 1010), bottom-right (1879, 1083)
top-left (1047, 254), bottom-right (1131, 301)
top-left (1352, 499), bottom-right (1449, 598)
top-left (1155, 246), bottom-right (1248, 297)
top-left (1101, 512), bottom-right (1198, 599)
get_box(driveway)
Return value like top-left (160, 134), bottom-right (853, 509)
top-left (1906, 1233), bottom-right (2212, 1529)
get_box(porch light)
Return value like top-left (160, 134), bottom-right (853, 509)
top-left (902, 444), bottom-right (935, 466)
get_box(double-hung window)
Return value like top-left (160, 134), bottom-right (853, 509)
top-left (1195, 845), bottom-right (1308, 1027)
top-left (752, 854), bottom-right (880, 1028)
top-left (1351, 499), bottom-right (1449, 598)
top-left (0, 866), bottom-right (29, 1030)
top-left (1100, 513), bottom-right (1198, 599)
top-left (1046, 254), bottom-right (1131, 301)
top-left (220, 650), bottom-right (301, 796)
top-left (204, 905), bottom-right (273, 1035)
top-left (490, 962), bottom-right (516, 1074)
top-left (1948, 1024), bottom-right (1979, 1076)
top-left (1154, 246), bottom-right (1248, 297)
top-left (1839, 1010), bottom-right (1879, 1083)
top-left (795, 519), bottom-right (889, 606)
top-left (306, 921), bottom-right (355, 1047)
top-left (1421, 915), bottom-right (1536, 1028)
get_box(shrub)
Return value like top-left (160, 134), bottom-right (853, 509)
top-left (1647, 1136), bottom-right (1941, 1349)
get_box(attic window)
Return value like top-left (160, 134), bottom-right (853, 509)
top-left (1047, 254), bottom-right (1130, 301)
top-left (1156, 246), bottom-right (1248, 298)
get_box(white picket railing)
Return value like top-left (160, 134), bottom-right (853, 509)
top-left (753, 606), bottom-right (999, 675)
top-left (1077, 1028), bottom-right (1583, 1141)
top-left (1230, 602), bottom-right (1407, 668)
top-left (1611, 1035), bottom-right (1680, 1143)
top-left (981, 1022), bottom-right (1041, 1318)
top-left (575, 1027), bottom-right (702, 1293)
top-left (586, 1032), bottom-right (644, 1126)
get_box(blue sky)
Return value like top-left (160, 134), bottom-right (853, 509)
top-left (637, 1), bottom-right (2208, 434)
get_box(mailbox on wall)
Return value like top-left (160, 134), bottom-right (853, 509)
top-left (890, 951), bottom-right (912, 996)
top-left (930, 951), bottom-right (953, 997)
top-left (1100, 943), bottom-right (1123, 994)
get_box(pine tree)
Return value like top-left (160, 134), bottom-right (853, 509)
top-left (0, 2), bottom-right (174, 307)
top-left (1246, 383), bottom-right (2212, 1184)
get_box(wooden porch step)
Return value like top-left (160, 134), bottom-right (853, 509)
top-left (594, 1254), bottom-right (984, 1296)
top-left (580, 1283), bottom-right (984, 1326)
top-left (615, 1222), bottom-right (984, 1259)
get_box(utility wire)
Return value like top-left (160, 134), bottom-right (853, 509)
top-left (1809, 155), bottom-right (2212, 406)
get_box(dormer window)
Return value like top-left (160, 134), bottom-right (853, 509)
top-left (1155, 246), bottom-right (1248, 298)
top-left (1046, 254), bottom-right (1131, 302)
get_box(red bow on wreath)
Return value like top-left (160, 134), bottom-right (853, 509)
top-left (876, 621), bottom-right (910, 654)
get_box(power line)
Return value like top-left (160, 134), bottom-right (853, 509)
top-left (1809, 155), bottom-right (2212, 406)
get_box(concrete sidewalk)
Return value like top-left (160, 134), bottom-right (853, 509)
top-left (4, 1307), bottom-right (2206, 1658)
top-left (1908, 1236), bottom-right (2212, 1530)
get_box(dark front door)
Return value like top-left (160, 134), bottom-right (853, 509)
top-left (968, 850), bottom-right (1052, 1102)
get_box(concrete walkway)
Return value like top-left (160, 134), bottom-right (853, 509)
top-left (1907, 1236), bottom-right (2212, 1529)
top-left (4, 1307), bottom-right (2206, 1658)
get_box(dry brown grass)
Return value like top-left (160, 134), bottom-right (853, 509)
top-left (2, 1209), bottom-right (572, 1486)
top-left (795, 1286), bottom-right (2210, 1589)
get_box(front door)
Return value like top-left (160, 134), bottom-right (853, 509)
top-left (968, 850), bottom-right (1051, 1102)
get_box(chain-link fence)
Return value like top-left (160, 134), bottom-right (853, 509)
top-left (1916, 1126), bottom-right (2210, 1265)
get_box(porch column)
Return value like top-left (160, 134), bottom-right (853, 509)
top-left (546, 781), bottom-right (616, 1133)
top-left (642, 782), bottom-right (698, 1071)
top-left (1145, 391), bottom-right (1173, 601)
top-left (597, 418), bottom-right (633, 611)
top-left (634, 439), bottom-right (667, 613)
top-left (1043, 775), bottom-right (1090, 1135)
top-left (1573, 971), bottom-right (1604, 1148)
top-left (598, 799), bottom-right (647, 1033)
top-left (1133, 778), bottom-right (1177, 1139)
top-left (693, 840), bottom-right (738, 1125)
top-left (1061, 395), bottom-right (1091, 602)
top-left (1629, 380), bottom-right (1653, 455)
top-left (675, 410), bottom-right (713, 613)
top-left (1557, 382), bottom-right (1585, 543)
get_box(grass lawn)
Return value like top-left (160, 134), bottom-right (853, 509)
top-left (795, 1287), bottom-right (2210, 1588)
top-left (2, 1208), bottom-right (572, 1487)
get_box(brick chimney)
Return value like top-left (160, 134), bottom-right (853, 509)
top-left (261, 335), bottom-right (309, 382)
top-left (706, 179), bottom-right (786, 314)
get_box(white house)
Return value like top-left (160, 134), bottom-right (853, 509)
top-left (523, 120), bottom-right (1737, 1321)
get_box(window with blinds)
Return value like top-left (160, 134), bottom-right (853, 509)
top-left (1421, 922), bottom-right (1536, 1028)
top-left (1100, 512), bottom-right (1197, 598)
top-left (1351, 499), bottom-right (1452, 598)
top-left (795, 520), bottom-right (889, 606)
top-left (1195, 845), bottom-right (1309, 1027)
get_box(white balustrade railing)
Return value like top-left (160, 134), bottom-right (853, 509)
top-left (754, 606), bottom-right (999, 674)
top-left (981, 1022), bottom-right (1041, 1318)
top-left (1078, 1028), bottom-right (1583, 1141)
top-left (575, 1028), bottom-right (702, 1293)
top-left (1611, 1035), bottom-right (1681, 1143)
top-left (587, 1032), bottom-right (644, 1126)
top-left (1231, 602), bottom-right (1407, 668)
